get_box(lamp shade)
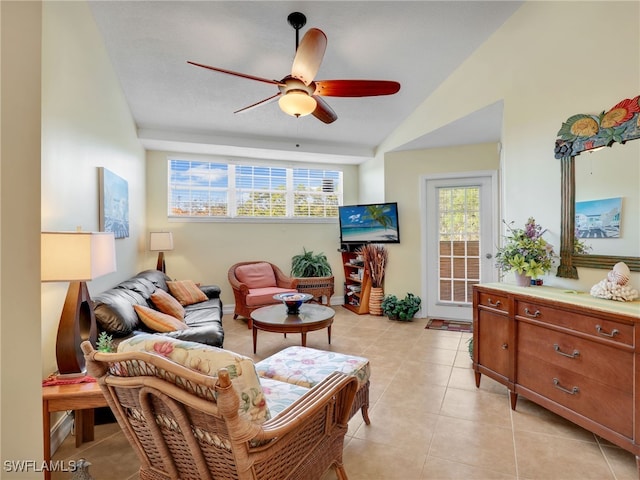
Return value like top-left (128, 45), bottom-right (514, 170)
top-left (42, 232), bottom-right (116, 282)
top-left (149, 231), bottom-right (174, 251)
top-left (278, 91), bottom-right (317, 117)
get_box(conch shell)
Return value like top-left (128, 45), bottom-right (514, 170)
top-left (608, 262), bottom-right (631, 285)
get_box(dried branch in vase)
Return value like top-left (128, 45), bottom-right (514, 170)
top-left (358, 244), bottom-right (388, 288)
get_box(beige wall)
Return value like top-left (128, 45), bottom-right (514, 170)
top-left (1, 1), bottom-right (44, 473)
top-left (370, 1), bottom-right (640, 291)
top-left (41, 1), bottom-right (146, 379)
top-left (383, 143), bottom-right (500, 301)
top-left (146, 151), bottom-right (360, 306)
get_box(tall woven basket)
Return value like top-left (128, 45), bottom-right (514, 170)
top-left (295, 276), bottom-right (335, 305)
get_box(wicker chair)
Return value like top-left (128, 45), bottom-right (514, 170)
top-left (81, 341), bottom-right (358, 480)
top-left (228, 261), bottom-right (298, 328)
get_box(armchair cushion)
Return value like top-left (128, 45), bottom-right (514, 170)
top-left (234, 262), bottom-right (277, 288)
top-left (118, 334), bottom-right (271, 424)
top-left (246, 287), bottom-right (298, 306)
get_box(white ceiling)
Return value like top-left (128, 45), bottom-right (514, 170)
top-left (88, 1), bottom-right (522, 163)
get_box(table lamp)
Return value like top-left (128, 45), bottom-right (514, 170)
top-left (149, 231), bottom-right (174, 273)
top-left (42, 231), bottom-right (116, 377)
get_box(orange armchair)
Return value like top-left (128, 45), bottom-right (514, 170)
top-left (228, 261), bottom-right (298, 328)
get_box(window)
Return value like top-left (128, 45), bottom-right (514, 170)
top-left (168, 159), bottom-right (342, 220)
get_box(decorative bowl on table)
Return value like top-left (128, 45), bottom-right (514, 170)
top-left (274, 293), bottom-right (313, 314)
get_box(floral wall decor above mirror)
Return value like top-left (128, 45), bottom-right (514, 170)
top-left (555, 95), bottom-right (640, 158)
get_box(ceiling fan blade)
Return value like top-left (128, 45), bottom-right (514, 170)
top-left (312, 96), bottom-right (337, 124)
top-left (234, 92), bottom-right (281, 114)
top-left (314, 80), bottom-right (401, 97)
top-left (187, 61), bottom-right (283, 86)
top-left (291, 28), bottom-right (327, 85)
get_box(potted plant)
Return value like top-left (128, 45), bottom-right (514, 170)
top-left (381, 293), bottom-right (421, 321)
top-left (495, 217), bottom-right (557, 286)
top-left (291, 248), bottom-right (334, 304)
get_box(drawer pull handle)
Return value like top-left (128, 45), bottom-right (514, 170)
top-left (553, 344), bottom-right (580, 359)
top-left (487, 298), bottom-right (501, 308)
top-left (524, 308), bottom-right (541, 318)
top-left (595, 325), bottom-right (619, 338)
top-left (553, 378), bottom-right (579, 395)
top-left (501, 343), bottom-right (508, 350)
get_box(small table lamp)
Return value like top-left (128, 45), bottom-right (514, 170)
top-left (42, 231), bottom-right (116, 377)
top-left (149, 231), bottom-right (174, 273)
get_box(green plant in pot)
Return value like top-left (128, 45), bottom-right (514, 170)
top-left (291, 248), bottom-right (332, 277)
top-left (291, 248), bottom-right (334, 304)
top-left (381, 293), bottom-right (421, 321)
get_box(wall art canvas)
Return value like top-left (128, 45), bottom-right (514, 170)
top-left (575, 196), bottom-right (622, 239)
top-left (99, 167), bottom-right (129, 238)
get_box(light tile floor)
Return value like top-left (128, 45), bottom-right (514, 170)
top-left (52, 309), bottom-right (638, 479)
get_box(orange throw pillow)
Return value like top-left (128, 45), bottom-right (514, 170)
top-left (133, 305), bottom-right (189, 333)
top-left (167, 280), bottom-right (208, 306)
top-left (150, 289), bottom-right (185, 319)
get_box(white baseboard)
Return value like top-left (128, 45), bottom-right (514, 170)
top-left (49, 411), bottom-right (74, 456)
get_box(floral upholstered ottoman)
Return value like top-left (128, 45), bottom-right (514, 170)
top-left (255, 346), bottom-right (371, 424)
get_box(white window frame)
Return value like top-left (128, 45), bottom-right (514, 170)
top-left (167, 156), bottom-right (344, 223)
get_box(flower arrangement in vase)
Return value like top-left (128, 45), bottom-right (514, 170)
top-left (495, 217), bottom-right (557, 285)
top-left (358, 243), bottom-right (388, 315)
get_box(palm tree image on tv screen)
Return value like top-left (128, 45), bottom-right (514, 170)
top-left (338, 203), bottom-right (400, 244)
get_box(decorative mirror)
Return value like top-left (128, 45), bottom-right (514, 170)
top-left (555, 94), bottom-right (640, 279)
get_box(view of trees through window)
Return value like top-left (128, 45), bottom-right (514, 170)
top-left (168, 159), bottom-right (342, 219)
top-left (438, 186), bottom-right (481, 304)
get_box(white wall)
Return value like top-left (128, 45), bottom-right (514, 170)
top-left (1, 2), bottom-right (44, 474)
top-left (370, 1), bottom-right (640, 292)
top-left (146, 150), bottom-right (360, 307)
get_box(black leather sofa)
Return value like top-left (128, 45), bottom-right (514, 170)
top-left (92, 269), bottom-right (224, 347)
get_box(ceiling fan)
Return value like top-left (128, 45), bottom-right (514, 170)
top-left (188, 12), bottom-right (401, 124)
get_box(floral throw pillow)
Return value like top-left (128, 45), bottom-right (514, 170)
top-left (118, 334), bottom-right (271, 424)
top-left (167, 280), bottom-right (208, 306)
top-left (150, 289), bottom-right (185, 319)
top-left (133, 305), bottom-right (189, 332)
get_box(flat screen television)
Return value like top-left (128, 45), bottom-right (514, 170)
top-left (338, 202), bottom-right (400, 244)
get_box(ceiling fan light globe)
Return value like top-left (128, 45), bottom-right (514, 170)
top-left (279, 91), bottom-right (317, 117)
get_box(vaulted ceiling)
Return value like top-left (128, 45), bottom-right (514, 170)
top-left (89, 1), bottom-right (522, 163)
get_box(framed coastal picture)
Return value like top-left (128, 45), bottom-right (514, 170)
top-left (575, 196), bottom-right (622, 239)
top-left (99, 167), bottom-right (129, 238)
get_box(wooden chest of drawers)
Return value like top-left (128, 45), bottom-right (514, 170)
top-left (473, 283), bottom-right (640, 471)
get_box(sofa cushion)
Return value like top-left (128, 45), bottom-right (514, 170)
top-left (150, 289), bottom-right (185, 319)
top-left (255, 346), bottom-right (371, 389)
top-left (93, 289), bottom-right (145, 336)
top-left (167, 280), bottom-right (209, 306)
top-left (133, 305), bottom-right (189, 333)
top-left (118, 334), bottom-right (271, 424)
top-left (246, 287), bottom-right (298, 306)
top-left (235, 262), bottom-right (277, 289)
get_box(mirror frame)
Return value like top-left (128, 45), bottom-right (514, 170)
top-left (555, 94), bottom-right (640, 278)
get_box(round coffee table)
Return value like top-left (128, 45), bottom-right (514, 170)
top-left (250, 304), bottom-right (335, 354)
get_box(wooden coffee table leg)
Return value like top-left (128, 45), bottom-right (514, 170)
top-left (301, 333), bottom-right (307, 347)
top-left (253, 327), bottom-right (258, 354)
top-left (328, 325), bottom-right (332, 344)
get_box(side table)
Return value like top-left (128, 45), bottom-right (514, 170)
top-left (42, 382), bottom-right (108, 480)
